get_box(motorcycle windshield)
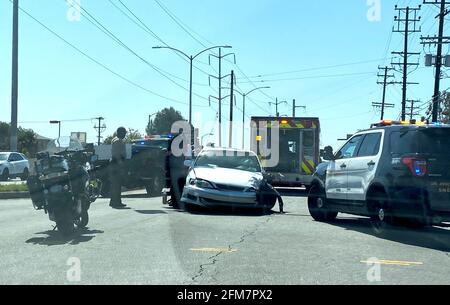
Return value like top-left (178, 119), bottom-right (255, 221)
top-left (46, 136), bottom-right (84, 154)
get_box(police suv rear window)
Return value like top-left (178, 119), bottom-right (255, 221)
top-left (389, 131), bottom-right (418, 155)
top-left (419, 129), bottom-right (450, 155)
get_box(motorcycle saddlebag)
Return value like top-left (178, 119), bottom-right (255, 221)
top-left (27, 175), bottom-right (45, 209)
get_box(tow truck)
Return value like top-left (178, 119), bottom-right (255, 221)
top-left (250, 116), bottom-right (321, 190)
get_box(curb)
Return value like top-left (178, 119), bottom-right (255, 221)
top-left (0, 192), bottom-right (30, 200)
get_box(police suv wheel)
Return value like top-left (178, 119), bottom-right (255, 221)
top-left (308, 185), bottom-right (337, 222)
top-left (368, 192), bottom-right (391, 234)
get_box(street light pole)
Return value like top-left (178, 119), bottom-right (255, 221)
top-left (201, 133), bottom-right (214, 146)
top-left (189, 55), bottom-right (193, 124)
top-left (147, 113), bottom-right (157, 135)
top-left (153, 45), bottom-right (232, 125)
top-left (225, 86), bottom-right (271, 150)
top-left (241, 87), bottom-right (270, 150)
top-left (10, 0), bottom-right (19, 152)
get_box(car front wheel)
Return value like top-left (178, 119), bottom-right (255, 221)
top-left (21, 168), bottom-right (29, 181)
top-left (308, 185), bottom-right (337, 222)
top-left (1, 168), bottom-right (9, 181)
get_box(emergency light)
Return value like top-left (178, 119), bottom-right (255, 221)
top-left (371, 119), bottom-right (430, 128)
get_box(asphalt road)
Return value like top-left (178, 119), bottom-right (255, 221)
top-left (1, 190), bottom-right (450, 285)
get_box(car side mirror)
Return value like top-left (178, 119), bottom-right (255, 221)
top-left (263, 173), bottom-right (274, 184)
top-left (183, 160), bottom-right (193, 168)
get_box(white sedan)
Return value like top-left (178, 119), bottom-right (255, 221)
top-left (0, 152), bottom-right (30, 181)
top-left (181, 148), bottom-right (277, 212)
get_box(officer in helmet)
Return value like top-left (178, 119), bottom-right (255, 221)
top-left (109, 127), bottom-right (127, 209)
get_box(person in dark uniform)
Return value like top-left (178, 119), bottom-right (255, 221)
top-left (109, 127), bottom-right (127, 209)
top-left (257, 180), bottom-right (285, 214)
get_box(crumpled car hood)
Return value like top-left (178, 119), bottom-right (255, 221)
top-left (191, 167), bottom-right (264, 188)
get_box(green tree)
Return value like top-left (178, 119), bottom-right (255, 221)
top-left (17, 127), bottom-right (37, 156)
top-left (103, 128), bottom-right (142, 144)
top-left (146, 107), bottom-right (185, 135)
top-left (0, 122), bottom-right (9, 150)
top-left (426, 91), bottom-right (450, 123)
top-left (440, 91), bottom-right (450, 124)
top-left (0, 122), bottom-right (37, 156)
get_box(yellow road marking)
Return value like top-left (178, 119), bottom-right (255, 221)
top-left (360, 260), bottom-right (423, 266)
top-left (190, 248), bottom-right (238, 253)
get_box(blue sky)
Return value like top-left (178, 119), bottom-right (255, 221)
top-left (0, 0), bottom-right (448, 150)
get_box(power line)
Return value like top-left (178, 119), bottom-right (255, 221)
top-left (236, 71), bottom-right (376, 84)
top-left (15, 2), bottom-right (209, 108)
top-left (153, 0), bottom-right (209, 48)
top-left (72, 1), bottom-right (211, 103)
top-left (109, 0), bottom-right (213, 82)
top-left (235, 84), bottom-right (271, 114)
top-left (150, 0), bottom-right (273, 111)
top-left (238, 58), bottom-right (391, 79)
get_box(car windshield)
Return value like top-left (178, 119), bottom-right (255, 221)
top-left (46, 136), bottom-right (84, 154)
top-left (195, 151), bottom-right (261, 173)
top-left (0, 154), bottom-right (8, 161)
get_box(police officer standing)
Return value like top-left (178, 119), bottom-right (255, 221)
top-left (109, 127), bottom-right (127, 209)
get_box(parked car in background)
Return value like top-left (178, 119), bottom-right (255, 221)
top-left (180, 148), bottom-right (277, 212)
top-left (0, 152), bottom-right (30, 181)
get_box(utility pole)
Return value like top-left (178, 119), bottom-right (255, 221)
top-left (421, 0), bottom-right (450, 123)
top-left (407, 99), bottom-right (421, 120)
top-left (392, 5), bottom-right (421, 121)
top-left (372, 66), bottom-right (395, 120)
top-left (292, 99), bottom-right (306, 117)
top-left (270, 98), bottom-right (287, 117)
top-left (209, 50), bottom-right (235, 147)
top-left (94, 117), bottom-right (106, 145)
top-left (10, 0), bottom-right (19, 152)
top-left (153, 45), bottom-right (231, 126)
top-left (221, 86), bottom-right (270, 150)
top-left (228, 70), bottom-right (235, 148)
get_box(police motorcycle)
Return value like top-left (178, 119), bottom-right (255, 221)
top-left (27, 137), bottom-right (102, 235)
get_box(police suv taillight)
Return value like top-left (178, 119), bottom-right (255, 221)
top-left (402, 157), bottom-right (428, 177)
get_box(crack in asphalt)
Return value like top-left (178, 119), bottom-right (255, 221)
top-left (191, 216), bottom-right (273, 283)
